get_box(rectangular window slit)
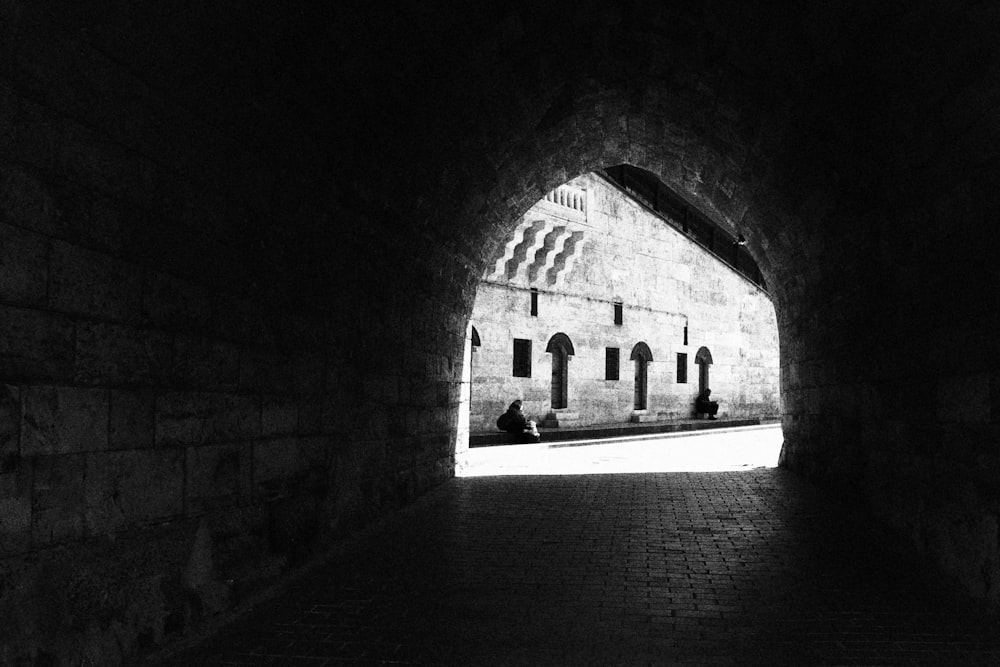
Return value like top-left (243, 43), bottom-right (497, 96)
top-left (513, 338), bottom-right (532, 377)
top-left (605, 347), bottom-right (620, 381)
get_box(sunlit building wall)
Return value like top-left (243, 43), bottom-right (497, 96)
top-left (469, 172), bottom-right (780, 430)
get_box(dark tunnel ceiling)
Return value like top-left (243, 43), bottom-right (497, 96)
top-left (51, 1), bottom-right (1000, 224)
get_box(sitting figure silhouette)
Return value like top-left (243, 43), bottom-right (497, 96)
top-left (695, 388), bottom-right (720, 420)
top-left (496, 399), bottom-right (541, 443)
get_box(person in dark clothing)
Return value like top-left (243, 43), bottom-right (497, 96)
top-left (496, 399), bottom-right (540, 443)
top-left (696, 388), bottom-right (720, 419)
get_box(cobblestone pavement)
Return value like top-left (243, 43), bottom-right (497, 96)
top-left (153, 468), bottom-right (1000, 666)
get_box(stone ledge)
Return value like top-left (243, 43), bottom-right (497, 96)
top-left (470, 417), bottom-right (763, 447)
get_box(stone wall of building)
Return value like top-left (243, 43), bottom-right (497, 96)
top-left (469, 174), bottom-right (780, 431)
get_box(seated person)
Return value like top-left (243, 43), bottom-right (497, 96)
top-left (496, 399), bottom-right (541, 443)
top-left (695, 388), bottom-right (720, 420)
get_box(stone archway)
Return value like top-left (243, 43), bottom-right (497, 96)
top-left (545, 332), bottom-right (575, 410)
top-left (695, 346), bottom-right (713, 396)
top-left (355, 2), bottom-right (1000, 604)
top-left (630, 342), bottom-right (654, 411)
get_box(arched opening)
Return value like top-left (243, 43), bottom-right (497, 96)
top-left (464, 170), bottom-right (780, 441)
top-left (468, 325), bottom-right (481, 424)
top-left (546, 332), bottom-right (575, 410)
top-left (695, 346), bottom-right (713, 396)
top-left (634, 357), bottom-right (647, 409)
top-left (630, 342), bottom-right (654, 410)
top-left (551, 348), bottom-right (568, 409)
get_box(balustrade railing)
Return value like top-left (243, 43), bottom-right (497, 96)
top-left (543, 186), bottom-right (586, 213)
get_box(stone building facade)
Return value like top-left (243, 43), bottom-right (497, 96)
top-left (469, 173), bottom-right (780, 431)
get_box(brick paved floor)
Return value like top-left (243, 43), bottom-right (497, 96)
top-left (152, 468), bottom-right (1000, 666)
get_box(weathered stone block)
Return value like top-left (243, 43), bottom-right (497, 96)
top-left (0, 163), bottom-right (58, 235)
top-left (293, 352), bottom-right (325, 395)
top-left (7, 96), bottom-right (61, 173)
top-left (49, 241), bottom-right (142, 322)
top-left (325, 363), bottom-right (341, 394)
top-left (362, 373), bottom-right (385, 402)
top-left (50, 179), bottom-right (125, 253)
top-left (239, 441), bottom-right (254, 505)
top-left (252, 437), bottom-right (302, 493)
top-left (262, 397), bottom-right (297, 436)
top-left (155, 392), bottom-right (260, 446)
top-left (142, 272), bottom-right (213, 332)
top-left (0, 495), bottom-right (31, 554)
top-left (32, 454), bottom-right (86, 545)
top-left (22, 386), bottom-right (109, 456)
top-left (115, 449), bottom-right (184, 522)
top-left (253, 437), bottom-right (331, 498)
top-left (81, 452), bottom-right (127, 538)
top-left (212, 294), bottom-right (272, 346)
top-left (85, 449), bottom-right (184, 529)
top-left (0, 222), bottom-right (48, 306)
top-left (238, 349), bottom-right (293, 394)
top-left (0, 384), bottom-right (19, 473)
top-left (298, 398), bottom-right (323, 435)
top-left (273, 310), bottom-right (324, 350)
top-left (56, 119), bottom-right (157, 201)
top-left (186, 444), bottom-right (240, 513)
top-left (109, 389), bottom-right (155, 450)
top-left (32, 507), bottom-right (84, 546)
top-left (172, 334), bottom-right (239, 391)
top-left (74, 322), bottom-right (173, 386)
top-left (937, 373), bottom-right (991, 423)
top-left (0, 305), bottom-right (75, 380)
top-left (0, 466), bottom-right (32, 555)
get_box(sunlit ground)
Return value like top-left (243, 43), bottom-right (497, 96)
top-left (458, 423), bottom-right (783, 477)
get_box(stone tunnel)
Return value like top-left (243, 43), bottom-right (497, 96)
top-left (1, 1), bottom-right (999, 663)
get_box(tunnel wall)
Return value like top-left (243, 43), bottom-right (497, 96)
top-left (0, 6), bottom-right (459, 664)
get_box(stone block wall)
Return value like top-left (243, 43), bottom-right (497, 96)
top-left (0, 162), bottom-right (363, 660)
top-left (0, 5), bottom-right (459, 664)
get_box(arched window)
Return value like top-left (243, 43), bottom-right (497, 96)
top-left (545, 333), bottom-right (575, 409)
top-left (470, 325), bottom-right (481, 348)
top-left (695, 346), bottom-right (713, 394)
top-left (630, 342), bottom-right (654, 410)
